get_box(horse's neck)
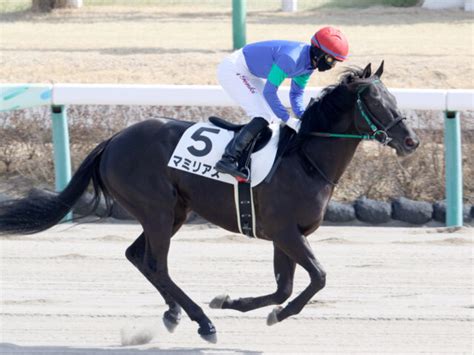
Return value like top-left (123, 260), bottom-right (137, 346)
top-left (299, 89), bottom-right (361, 184)
top-left (301, 130), bottom-right (361, 185)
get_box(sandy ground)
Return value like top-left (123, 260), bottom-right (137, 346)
top-left (0, 6), bottom-right (473, 89)
top-left (0, 223), bottom-right (472, 354)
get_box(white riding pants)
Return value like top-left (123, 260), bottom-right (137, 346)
top-left (217, 49), bottom-right (279, 124)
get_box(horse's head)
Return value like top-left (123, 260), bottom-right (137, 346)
top-left (347, 62), bottom-right (419, 156)
top-left (301, 61), bottom-right (420, 157)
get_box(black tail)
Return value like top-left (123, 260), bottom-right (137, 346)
top-left (0, 139), bottom-right (112, 235)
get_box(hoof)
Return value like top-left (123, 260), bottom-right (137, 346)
top-left (267, 306), bottom-right (283, 326)
top-left (209, 294), bottom-right (231, 309)
top-left (198, 322), bottom-right (217, 344)
top-left (200, 332), bottom-right (218, 344)
top-left (163, 310), bottom-right (181, 333)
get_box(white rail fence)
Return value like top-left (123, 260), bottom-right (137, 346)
top-left (1, 84), bottom-right (473, 226)
top-left (2, 84), bottom-right (471, 110)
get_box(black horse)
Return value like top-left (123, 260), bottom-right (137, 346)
top-left (0, 62), bottom-right (419, 343)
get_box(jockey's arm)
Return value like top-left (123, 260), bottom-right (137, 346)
top-left (263, 63), bottom-right (290, 122)
top-left (290, 74), bottom-right (311, 118)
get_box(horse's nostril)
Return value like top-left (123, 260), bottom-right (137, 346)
top-left (405, 137), bottom-right (418, 149)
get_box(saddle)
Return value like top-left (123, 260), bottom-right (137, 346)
top-left (209, 115), bottom-right (294, 183)
top-left (209, 116), bottom-right (272, 152)
top-left (209, 116), bottom-right (274, 181)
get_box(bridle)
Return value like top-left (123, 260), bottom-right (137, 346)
top-left (299, 78), bottom-right (406, 186)
top-left (354, 79), bottom-right (406, 145)
top-left (307, 79), bottom-right (406, 145)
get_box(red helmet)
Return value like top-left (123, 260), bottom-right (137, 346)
top-left (311, 26), bottom-right (349, 61)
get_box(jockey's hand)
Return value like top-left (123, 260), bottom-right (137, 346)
top-left (285, 117), bottom-right (301, 133)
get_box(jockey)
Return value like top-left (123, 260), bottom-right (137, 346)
top-left (215, 26), bottom-right (349, 180)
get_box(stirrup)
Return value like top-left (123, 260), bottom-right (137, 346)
top-left (235, 167), bottom-right (250, 182)
top-left (215, 160), bottom-right (249, 180)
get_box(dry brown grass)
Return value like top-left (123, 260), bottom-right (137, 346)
top-left (1, 106), bottom-right (472, 204)
top-left (0, 6), bottom-right (472, 89)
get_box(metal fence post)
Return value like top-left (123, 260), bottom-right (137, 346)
top-left (282, 0), bottom-right (298, 12)
top-left (444, 111), bottom-right (463, 227)
top-left (232, 0), bottom-right (246, 50)
top-left (51, 105), bottom-right (72, 221)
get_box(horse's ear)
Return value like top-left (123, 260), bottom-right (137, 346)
top-left (374, 60), bottom-right (384, 78)
top-left (362, 63), bottom-right (372, 78)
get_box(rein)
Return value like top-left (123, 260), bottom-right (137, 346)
top-left (300, 144), bottom-right (338, 186)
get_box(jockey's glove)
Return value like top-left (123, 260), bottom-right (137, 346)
top-left (285, 117), bottom-right (301, 133)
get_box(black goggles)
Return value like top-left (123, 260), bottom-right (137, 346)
top-left (323, 54), bottom-right (337, 67)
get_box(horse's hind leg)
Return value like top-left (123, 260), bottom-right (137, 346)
top-left (141, 219), bottom-right (217, 343)
top-left (126, 204), bottom-right (190, 333)
top-left (210, 244), bottom-right (296, 312)
top-left (126, 233), bottom-right (181, 332)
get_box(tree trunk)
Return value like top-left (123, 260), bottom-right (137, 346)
top-left (32, 0), bottom-right (82, 12)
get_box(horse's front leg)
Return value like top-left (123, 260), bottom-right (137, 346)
top-left (267, 229), bottom-right (326, 325)
top-left (209, 244), bottom-right (296, 312)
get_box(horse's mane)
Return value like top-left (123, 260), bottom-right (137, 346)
top-left (299, 67), bottom-right (368, 135)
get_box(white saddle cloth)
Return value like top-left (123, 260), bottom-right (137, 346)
top-left (168, 122), bottom-right (280, 187)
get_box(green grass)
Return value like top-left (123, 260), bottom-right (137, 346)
top-left (84, 0), bottom-right (420, 9)
top-left (82, 0), bottom-right (320, 11)
top-left (0, 0), bottom-right (420, 14)
top-left (0, 0), bottom-right (30, 12)
top-left (319, 0), bottom-right (420, 8)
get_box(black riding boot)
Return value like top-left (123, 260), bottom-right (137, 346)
top-left (215, 117), bottom-right (269, 179)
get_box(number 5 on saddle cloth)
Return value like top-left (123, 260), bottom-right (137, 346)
top-left (167, 117), bottom-right (291, 237)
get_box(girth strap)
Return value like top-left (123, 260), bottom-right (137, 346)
top-left (235, 180), bottom-right (256, 238)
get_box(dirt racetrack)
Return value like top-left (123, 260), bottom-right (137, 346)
top-left (0, 223), bottom-right (472, 354)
